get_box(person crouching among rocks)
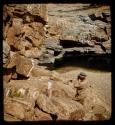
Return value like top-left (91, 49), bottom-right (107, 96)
top-left (73, 72), bottom-right (88, 105)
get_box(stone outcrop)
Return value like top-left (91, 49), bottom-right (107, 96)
top-left (4, 72), bottom-right (111, 121)
top-left (4, 99), bottom-right (26, 120)
top-left (3, 4), bottom-right (111, 81)
top-left (4, 77), bottom-right (84, 120)
top-left (3, 4), bottom-right (46, 56)
top-left (3, 4), bottom-right (47, 81)
top-left (3, 4), bottom-right (111, 121)
top-left (36, 94), bottom-right (84, 118)
top-left (40, 4), bottom-right (111, 68)
top-left (4, 77), bottom-right (83, 120)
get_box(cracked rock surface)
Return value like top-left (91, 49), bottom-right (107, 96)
top-left (3, 4), bottom-right (111, 121)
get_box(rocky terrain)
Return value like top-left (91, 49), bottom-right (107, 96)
top-left (3, 4), bottom-right (111, 121)
top-left (43, 4), bottom-right (111, 69)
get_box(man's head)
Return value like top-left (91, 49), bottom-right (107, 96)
top-left (78, 72), bottom-right (87, 80)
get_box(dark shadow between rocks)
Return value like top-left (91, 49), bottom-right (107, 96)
top-left (54, 54), bottom-right (111, 72)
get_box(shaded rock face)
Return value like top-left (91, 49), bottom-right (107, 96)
top-left (41, 4), bottom-right (111, 69)
top-left (3, 4), bottom-right (46, 56)
top-left (3, 4), bottom-right (47, 81)
top-left (3, 41), bottom-right (10, 67)
top-left (3, 4), bottom-right (111, 81)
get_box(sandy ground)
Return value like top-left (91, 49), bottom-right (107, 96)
top-left (55, 66), bottom-right (111, 111)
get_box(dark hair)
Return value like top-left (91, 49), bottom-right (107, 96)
top-left (77, 72), bottom-right (87, 79)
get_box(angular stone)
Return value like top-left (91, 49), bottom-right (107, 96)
top-left (102, 40), bottom-right (111, 52)
top-left (34, 108), bottom-right (52, 120)
top-left (16, 55), bottom-right (33, 77)
top-left (36, 94), bottom-right (84, 119)
top-left (26, 35), bottom-right (43, 47)
top-left (3, 41), bottom-right (10, 67)
top-left (31, 65), bottom-right (52, 77)
top-left (20, 47), bottom-right (42, 58)
top-left (4, 80), bottom-right (40, 103)
top-left (69, 109), bottom-right (85, 120)
top-left (92, 104), bottom-right (106, 114)
top-left (6, 51), bottom-right (17, 68)
top-left (44, 37), bottom-right (62, 50)
top-left (51, 97), bottom-right (84, 118)
top-left (31, 22), bottom-right (44, 32)
top-left (11, 39), bottom-right (24, 51)
top-left (22, 25), bottom-right (44, 47)
top-left (36, 94), bottom-right (59, 115)
top-left (11, 72), bottom-right (17, 79)
top-left (6, 27), bottom-right (16, 46)
top-left (12, 18), bottom-right (23, 35)
top-left (94, 27), bottom-right (109, 41)
top-left (4, 99), bottom-right (25, 120)
top-left (4, 97), bottom-right (37, 121)
top-left (26, 4), bottom-right (47, 21)
top-left (48, 24), bottom-right (61, 35)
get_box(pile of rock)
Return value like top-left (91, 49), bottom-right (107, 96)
top-left (4, 74), bottom-right (111, 121)
top-left (3, 4), bottom-right (47, 82)
top-left (3, 4), bottom-right (111, 121)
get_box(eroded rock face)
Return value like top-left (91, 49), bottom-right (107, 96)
top-left (3, 4), bottom-right (47, 81)
top-left (4, 78), bottom-right (84, 120)
top-left (37, 94), bottom-right (84, 120)
top-left (16, 55), bottom-right (33, 77)
top-left (47, 4), bottom-right (111, 44)
top-left (3, 4), bottom-right (46, 53)
top-left (3, 4), bottom-right (111, 121)
top-left (41, 4), bottom-right (111, 67)
top-left (3, 4), bottom-right (111, 80)
top-left (4, 73), bottom-right (111, 121)
top-left (4, 98), bottom-right (27, 120)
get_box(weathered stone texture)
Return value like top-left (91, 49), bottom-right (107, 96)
top-left (3, 4), bottom-right (111, 121)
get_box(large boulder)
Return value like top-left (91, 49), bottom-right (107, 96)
top-left (4, 80), bottom-right (40, 102)
top-left (16, 55), bottom-right (33, 77)
top-left (19, 47), bottom-right (43, 58)
top-left (6, 51), bottom-right (17, 68)
top-left (36, 94), bottom-right (84, 120)
top-left (34, 108), bottom-right (52, 120)
top-left (83, 88), bottom-right (111, 120)
top-left (36, 94), bottom-right (59, 115)
top-left (4, 97), bottom-right (36, 121)
top-left (4, 98), bottom-right (25, 120)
